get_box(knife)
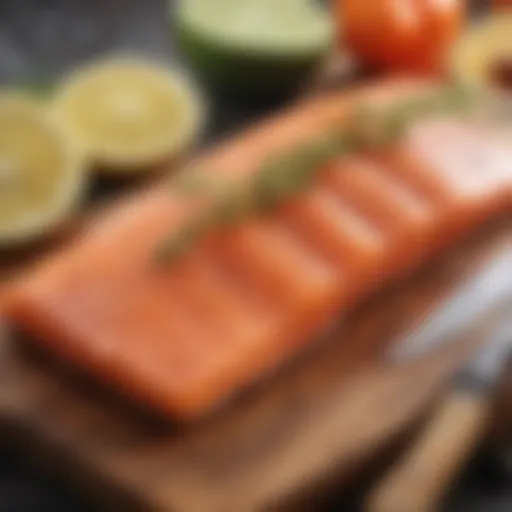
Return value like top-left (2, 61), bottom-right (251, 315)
top-left (366, 306), bottom-right (512, 512)
top-left (390, 249), bottom-right (512, 364)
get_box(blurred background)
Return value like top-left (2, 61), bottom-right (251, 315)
top-left (0, 0), bottom-right (511, 511)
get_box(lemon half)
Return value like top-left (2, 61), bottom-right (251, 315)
top-left (452, 12), bottom-right (512, 90)
top-left (0, 95), bottom-right (86, 246)
top-left (53, 58), bottom-right (206, 173)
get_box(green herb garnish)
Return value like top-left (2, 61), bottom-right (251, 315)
top-left (155, 85), bottom-right (478, 264)
top-left (16, 77), bottom-right (55, 99)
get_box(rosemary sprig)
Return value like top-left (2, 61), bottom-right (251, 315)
top-left (154, 85), bottom-right (477, 264)
top-left (15, 76), bottom-right (56, 99)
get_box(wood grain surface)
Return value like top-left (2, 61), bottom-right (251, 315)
top-left (0, 217), bottom-right (510, 512)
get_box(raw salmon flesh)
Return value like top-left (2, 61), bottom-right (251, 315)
top-left (4, 79), bottom-right (512, 419)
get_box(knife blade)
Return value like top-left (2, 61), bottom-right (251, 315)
top-left (390, 249), bottom-right (512, 363)
top-left (367, 307), bottom-right (512, 512)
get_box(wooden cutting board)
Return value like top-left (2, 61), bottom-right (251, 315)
top-left (0, 217), bottom-right (510, 512)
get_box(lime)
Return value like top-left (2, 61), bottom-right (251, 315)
top-left (175, 0), bottom-right (334, 100)
top-left (0, 95), bottom-right (86, 246)
top-left (451, 12), bottom-right (512, 90)
top-left (53, 57), bottom-right (206, 173)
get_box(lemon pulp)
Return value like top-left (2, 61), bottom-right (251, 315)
top-left (0, 96), bottom-right (85, 245)
top-left (54, 58), bottom-right (205, 171)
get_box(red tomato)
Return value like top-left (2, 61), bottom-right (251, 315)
top-left (493, 0), bottom-right (512, 7)
top-left (337, 0), bottom-right (466, 75)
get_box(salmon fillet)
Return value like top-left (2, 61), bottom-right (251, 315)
top-left (4, 79), bottom-right (512, 420)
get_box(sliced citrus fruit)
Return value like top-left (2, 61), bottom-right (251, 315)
top-left (175, 0), bottom-right (333, 99)
top-left (53, 58), bottom-right (205, 173)
top-left (452, 12), bottom-right (512, 91)
top-left (0, 94), bottom-right (85, 246)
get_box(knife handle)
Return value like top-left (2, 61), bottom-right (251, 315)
top-left (365, 390), bottom-right (492, 512)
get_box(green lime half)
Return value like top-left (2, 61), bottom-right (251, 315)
top-left (174, 0), bottom-right (334, 100)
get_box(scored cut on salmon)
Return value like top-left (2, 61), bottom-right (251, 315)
top-left (403, 119), bottom-right (512, 220)
top-left (281, 186), bottom-right (389, 299)
top-left (321, 157), bottom-right (440, 278)
top-left (216, 220), bottom-right (342, 309)
top-left (4, 79), bottom-right (512, 420)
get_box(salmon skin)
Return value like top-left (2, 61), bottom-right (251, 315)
top-left (4, 79), bottom-right (512, 420)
